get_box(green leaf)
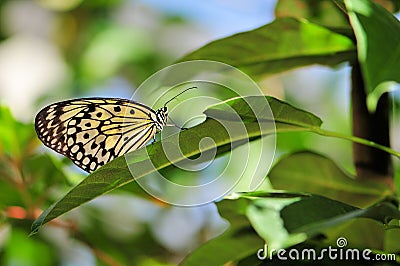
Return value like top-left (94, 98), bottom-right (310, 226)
top-left (179, 18), bottom-right (356, 78)
top-left (275, 0), bottom-right (350, 30)
top-left (181, 198), bottom-right (264, 266)
top-left (31, 96), bottom-right (400, 233)
top-left (323, 218), bottom-right (385, 249)
top-left (183, 192), bottom-right (400, 264)
top-left (384, 219), bottom-right (400, 253)
top-left (344, 0), bottom-right (400, 111)
top-left (31, 96), bottom-right (322, 233)
top-left (245, 193), bottom-right (308, 249)
top-left (269, 151), bottom-right (392, 207)
top-left (240, 192), bottom-right (359, 249)
top-left (323, 215), bottom-right (400, 252)
top-left (205, 96), bottom-right (322, 130)
top-left (238, 192), bottom-right (400, 248)
top-left (206, 98), bottom-right (400, 159)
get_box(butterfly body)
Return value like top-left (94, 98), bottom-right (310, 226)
top-left (35, 98), bottom-right (168, 172)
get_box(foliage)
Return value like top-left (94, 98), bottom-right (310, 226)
top-left (1, 0), bottom-right (400, 265)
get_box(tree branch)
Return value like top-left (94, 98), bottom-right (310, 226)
top-left (351, 62), bottom-right (393, 188)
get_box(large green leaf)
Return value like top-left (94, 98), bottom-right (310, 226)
top-left (31, 96), bottom-right (400, 233)
top-left (31, 96), bottom-right (322, 233)
top-left (179, 17), bottom-right (356, 78)
top-left (345, 0), bottom-right (400, 111)
top-left (182, 192), bottom-right (400, 265)
top-left (204, 96), bottom-right (322, 130)
top-left (269, 151), bottom-right (392, 207)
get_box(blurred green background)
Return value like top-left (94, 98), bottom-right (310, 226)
top-left (0, 0), bottom-right (399, 265)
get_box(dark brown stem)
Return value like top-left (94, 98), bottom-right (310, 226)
top-left (351, 62), bottom-right (393, 188)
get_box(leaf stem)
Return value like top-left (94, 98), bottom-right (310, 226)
top-left (312, 128), bottom-right (400, 159)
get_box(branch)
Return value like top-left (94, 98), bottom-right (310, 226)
top-left (351, 62), bottom-right (393, 188)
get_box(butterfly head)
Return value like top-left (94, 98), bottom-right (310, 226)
top-left (155, 106), bottom-right (168, 130)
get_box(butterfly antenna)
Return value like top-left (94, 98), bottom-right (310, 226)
top-left (164, 86), bottom-right (197, 107)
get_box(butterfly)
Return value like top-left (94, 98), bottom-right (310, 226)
top-left (35, 87), bottom-right (196, 173)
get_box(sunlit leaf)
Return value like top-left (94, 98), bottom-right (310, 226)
top-left (179, 18), bottom-right (356, 79)
top-left (344, 0), bottom-right (400, 111)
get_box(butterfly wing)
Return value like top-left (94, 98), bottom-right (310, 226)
top-left (35, 98), bottom-right (160, 172)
